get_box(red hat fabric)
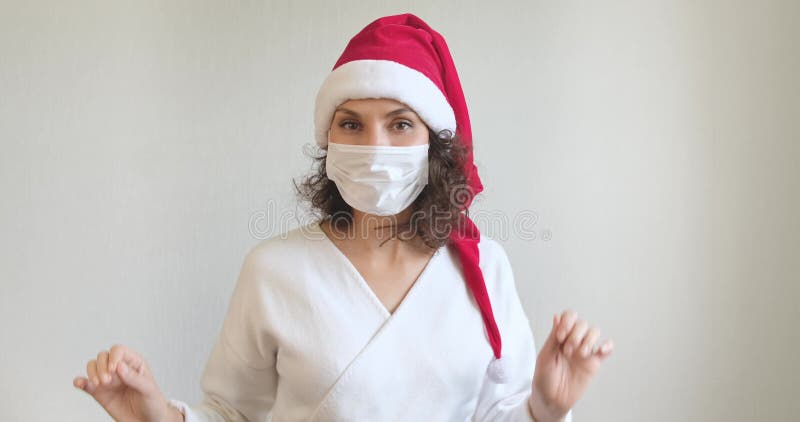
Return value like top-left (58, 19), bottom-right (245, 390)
top-left (314, 13), bottom-right (507, 383)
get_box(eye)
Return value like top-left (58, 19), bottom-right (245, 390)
top-left (394, 120), bottom-right (413, 130)
top-left (339, 120), bottom-right (360, 130)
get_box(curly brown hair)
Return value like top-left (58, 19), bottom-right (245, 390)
top-left (293, 128), bottom-right (474, 250)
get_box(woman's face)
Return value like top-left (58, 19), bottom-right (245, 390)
top-left (328, 98), bottom-right (429, 147)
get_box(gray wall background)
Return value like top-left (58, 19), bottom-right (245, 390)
top-left (1, 1), bottom-right (798, 421)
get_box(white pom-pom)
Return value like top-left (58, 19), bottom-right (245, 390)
top-left (486, 356), bottom-right (510, 384)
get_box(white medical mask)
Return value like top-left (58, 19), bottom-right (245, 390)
top-left (325, 139), bottom-right (429, 216)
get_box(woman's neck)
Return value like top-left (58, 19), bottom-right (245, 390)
top-left (325, 207), bottom-right (422, 254)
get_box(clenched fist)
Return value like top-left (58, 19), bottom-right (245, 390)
top-left (73, 344), bottom-right (180, 422)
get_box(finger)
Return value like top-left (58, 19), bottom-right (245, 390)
top-left (73, 376), bottom-right (89, 392)
top-left (540, 313), bottom-right (562, 354)
top-left (557, 310), bottom-right (577, 343)
top-left (563, 319), bottom-right (589, 357)
top-left (86, 359), bottom-right (100, 390)
top-left (77, 375), bottom-right (99, 395)
top-left (108, 344), bottom-right (144, 374)
top-left (579, 326), bottom-right (602, 358)
top-left (97, 351), bottom-right (111, 385)
top-left (115, 360), bottom-right (152, 394)
top-left (595, 339), bottom-right (614, 356)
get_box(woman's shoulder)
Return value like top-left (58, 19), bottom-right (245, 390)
top-left (240, 220), bottom-right (326, 271)
top-left (473, 233), bottom-right (521, 299)
top-left (476, 233), bottom-right (512, 270)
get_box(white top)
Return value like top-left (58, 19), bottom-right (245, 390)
top-left (168, 221), bottom-right (574, 422)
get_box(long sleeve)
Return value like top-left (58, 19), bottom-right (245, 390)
top-left (167, 248), bottom-right (280, 422)
top-left (472, 238), bottom-right (573, 422)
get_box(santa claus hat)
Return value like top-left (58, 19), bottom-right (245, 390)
top-left (314, 13), bottom-right (509, 383)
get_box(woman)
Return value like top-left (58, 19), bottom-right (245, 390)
top-left (73, 13), bottom-right (613, 422)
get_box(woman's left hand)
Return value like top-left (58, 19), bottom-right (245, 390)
top-left (529, 309), bottom-right (614, 421)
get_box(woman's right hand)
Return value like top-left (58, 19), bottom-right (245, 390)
top-left (73, 344), bottom-right (173, 422)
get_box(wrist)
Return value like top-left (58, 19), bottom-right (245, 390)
top-left (164, 400), bottom-right (185, 422)
top-left (527, 390), bottom-right (566, 422)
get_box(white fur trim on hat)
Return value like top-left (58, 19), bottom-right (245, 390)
top-left (314, 59), bottom-right (456, 147)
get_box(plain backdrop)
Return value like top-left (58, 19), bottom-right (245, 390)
top-left (1, 1), bottom-right (798, 421)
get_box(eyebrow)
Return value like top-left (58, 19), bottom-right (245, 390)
top-left (334, 107), bottom-right (413, 118)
